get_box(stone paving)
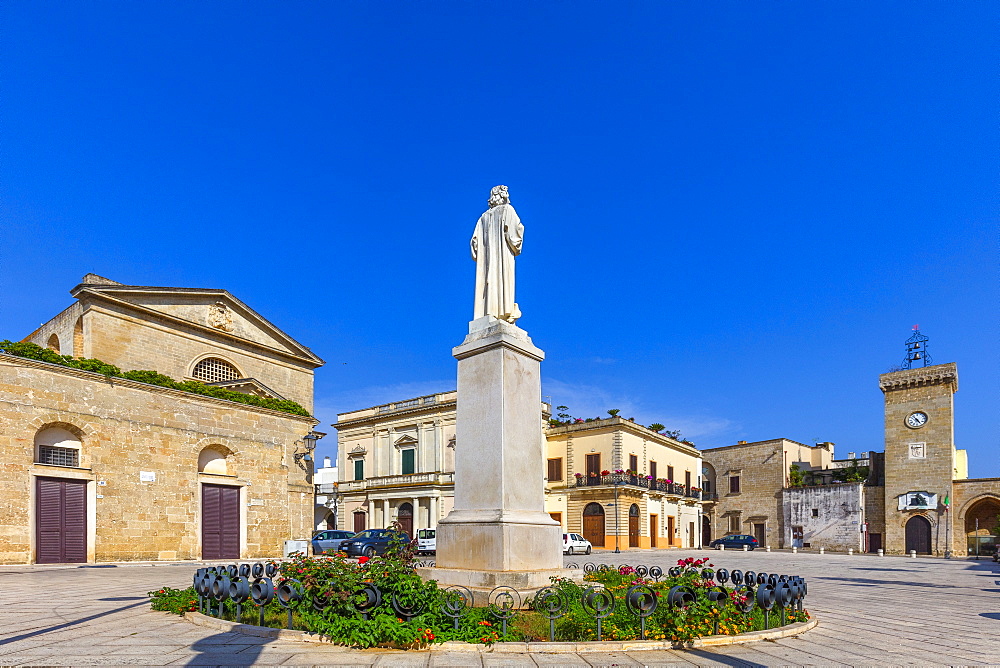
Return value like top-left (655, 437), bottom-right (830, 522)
top-left (0, 549), bottom-right (998, 666)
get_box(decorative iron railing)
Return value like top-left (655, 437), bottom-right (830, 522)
top-left (191, 560), bottom-right (808, 641)
top-left (573, 474), bottom-right (701, 498)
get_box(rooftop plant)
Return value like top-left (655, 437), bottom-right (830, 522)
top-left (1, 340), bottom-right (311, 417)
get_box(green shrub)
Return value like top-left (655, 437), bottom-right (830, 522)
top-left (0, 340), bottom-right (310, 417)
top-left (149, 586), bottom-right (199, 614)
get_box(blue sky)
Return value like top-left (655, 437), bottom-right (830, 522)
top-left (3, 3), bottom-right (996, 475)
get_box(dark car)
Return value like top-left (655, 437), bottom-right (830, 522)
top-left (709, 534), bottom-right (758, 550)
top-left (341, 529), bottom-right (410, 558)
top-left (311, 529), bottom-right (356, 555)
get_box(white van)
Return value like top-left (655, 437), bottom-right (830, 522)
top-left (417, 528), bottom-right (436, 554)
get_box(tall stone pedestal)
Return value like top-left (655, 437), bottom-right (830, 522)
top-left (419, 317), bottom-right (574, 603)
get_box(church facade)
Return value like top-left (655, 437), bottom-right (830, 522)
top-left (0, 274), bottom-right (324, 564)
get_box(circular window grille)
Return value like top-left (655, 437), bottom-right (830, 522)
top-left (192, 357), bottom-right (240, 383)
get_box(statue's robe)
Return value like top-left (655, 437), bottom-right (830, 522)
top-left (471, 203), bottom-right (523, 322)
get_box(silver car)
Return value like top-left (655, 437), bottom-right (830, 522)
top-left (311, 529), bottom-right (356, 555)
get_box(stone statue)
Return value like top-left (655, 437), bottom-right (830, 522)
top-left (471, 185), bottom-right (524, 323)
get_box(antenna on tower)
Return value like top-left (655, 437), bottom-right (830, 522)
top-left (902, 325), bottom-right (931, 369)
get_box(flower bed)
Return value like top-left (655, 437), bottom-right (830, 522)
top-left (150, 545), bottom-right (809, 649)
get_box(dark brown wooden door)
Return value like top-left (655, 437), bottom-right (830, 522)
top-left (667, 515), bottom-right (675, 546)
top-left (905, 516), bottom-right (931, 554)
top-left (650, 514), bottom-right (658, 547)
top-left (586, 454), bottom-right (601, 478)
top-left (702, 516), bottom-right (711, 547)
top-left (582, 503), bottom-right (605, 547)
top-left (628, 505), bottom-right (640, 547)
top-left (36, 477), bottom-right (87, 564)
top-left (753, 523), bottom-right (766, 547)
top-left (397, 503), bottom-right (413, 537)
top-left (354, 511), bottom-right (367, 534)
top-left (202, 484), bottom-right (240, 559)
top-left (868, 533), bottom-right (882, 553)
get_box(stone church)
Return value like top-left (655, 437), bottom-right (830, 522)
top-left (0, 274), bottom-right (324, 564)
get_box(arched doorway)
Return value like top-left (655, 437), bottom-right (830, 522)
top-left (964, 497), bottom-right (1000, 556)
top-left (628, 504), bottom-right (640, 547)
top-left (397, 503), bottom-right (413, 537)
top-left (583, 502), bottom-right (605, 547)
top-left (904, 515), bottom-right (931, 554)
top-left (702, 516), bottom-right (711, 547)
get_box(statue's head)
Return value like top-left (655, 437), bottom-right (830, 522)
top-left (488, 185), bottom-right (510, 208)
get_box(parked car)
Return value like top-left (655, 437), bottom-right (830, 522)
top-left (416, 528), bottom-right (436, 555)
top-left (709, 534), bottom-right (758, 550)
top-left (311, 529), bottom-right (356, 555)
top-left (341, 528), bottom-right (410, 558)
top-left (563, 533), bottom-right (592, 555)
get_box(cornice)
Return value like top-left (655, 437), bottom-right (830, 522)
top-left (879, 363), bottom-right (958, 393)
top-left (0, 353), bottom-right (318, 425)
top-left (545, 417), bottom-right (701, 457)
top-left (334, 398), bottom-right (458, 430)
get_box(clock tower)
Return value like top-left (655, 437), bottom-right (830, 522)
top-left (879, 341), bottom-right (958, 555)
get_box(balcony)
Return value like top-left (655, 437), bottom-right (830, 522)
top-left (315, 483), bottom-right (337, 495)
top-left (337, 471), bottom-right (454, 492)
top-left (572, 473), bottom-right (703, 499)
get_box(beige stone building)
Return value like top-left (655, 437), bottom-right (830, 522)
top-left (545, 417), bottom-right (705, 551)
top-left (335, 395), bottom-right (706, 551)
top-left (335, 392), bottom-right (458, 536)
top-left (701, 439), bottom-right (834, 549)
top-left (0, 274), bottom-right (323, 564)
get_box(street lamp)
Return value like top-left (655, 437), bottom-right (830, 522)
top-left (605, 479), bottom-right (625, 554)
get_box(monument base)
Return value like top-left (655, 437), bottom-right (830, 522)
top-left (416, 565), bottom-right (583, 607)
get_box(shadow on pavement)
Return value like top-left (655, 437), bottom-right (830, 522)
top-left (0, 599), bottom-right (149, 645)
top-left (185, 632), bottom-right (264, 666)
top-left (681, 648), bottom-right (767, 667)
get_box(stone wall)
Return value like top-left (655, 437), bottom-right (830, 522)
top-left (782, 483), bottom-right (864, 551)
top-left (0, 354), bottom-right (316, 564)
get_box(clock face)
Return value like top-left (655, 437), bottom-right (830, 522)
top-left (906, 412), bottom-right (928, 429)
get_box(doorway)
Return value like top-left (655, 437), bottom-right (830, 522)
top-left (397, 502), bottom-right (414, 537)
top-left (586, 454), bottom-right (601, 479)
top-left (202, 484), bottom-right (240, 560)
top-left (702, 516), bottom-right (711, 547)
top-left (905, 515), bottom-right (931, 554)
top-left (689, 522), bottom-right (695, 548)
top-left (628, 504), bottom-right (640, 547)
top-left (753, 522), bottom-right (766, 547)
top-left (583, 502), bottom-right (605, 547)
top-left (35, 477), bottom-right (87, 564)
top-left (868, 532), bottom-right (882, 553)
top-left (666, 515), bottom-right (675, 547)
top-left (650, 514), bottom-right (658, 547)
top-left (353, 511), bottom-right (367, 534)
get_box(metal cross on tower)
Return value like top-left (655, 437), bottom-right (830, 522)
top-left (902, 325), bottom-right (932, 369)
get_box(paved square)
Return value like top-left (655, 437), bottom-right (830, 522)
top-left (0, 550), bottom-right (997, 666)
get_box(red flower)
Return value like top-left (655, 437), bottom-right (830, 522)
top-left (358, 556), bottom-right (370, 565)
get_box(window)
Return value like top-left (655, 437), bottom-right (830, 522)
top-left (401, 449), bottom-right (415, 475)
top-left (704, 480), bottom-right (712, 493)
top-left (667, 466), bottom-right (675, 482)
top-left (192, 357), bottom-right (240, 383)
top-left (728, 515), bottom-right (741, 532)
top-left (729, 475), bottom-right (741, 494)
top-left (34, 426), bottom-right (82, 468)
top-left (547, 458), bottom-right (563, 482)
top-left (198, 446), bottom-right (230, 475)
top-left (811, 508), bottom-right (819, 518)
top-left (354, 459), bottom-right (364, 481)
top-left (37, 445), bottom-right (78, 467)
top-left (629, 454), bottom-right (638, 472)
top-left (649, 461), bottom-right (657, 479)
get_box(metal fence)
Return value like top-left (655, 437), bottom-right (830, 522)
top-left (192, 561), bottom-right (808, 642)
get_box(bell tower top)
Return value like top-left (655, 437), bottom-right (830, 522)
top-left (902, 325), bottom-right (932, 369)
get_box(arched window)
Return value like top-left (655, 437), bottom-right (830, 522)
top-left (46, 334), bottom-right (60, 352)
top-left (35, 426), bottom-right (82, 467)
top-left (198, 446), bottom-right (230, 475)
top-left (192, 357), bottom-right (240, 383)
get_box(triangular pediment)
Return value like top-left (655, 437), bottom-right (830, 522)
top-left (394, 434), bottom-right (418, 447)
top-left (71, 280), bottom-right (323, 366)
top-left (349, 445), bottom-right (367, 457)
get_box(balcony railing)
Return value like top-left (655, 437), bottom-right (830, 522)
top-left (315, 483), bottom-right (337, 495)
top-left (572, 473), bottom-right (703, 499)
top-left (337, 471), bottom-right (455, 492)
